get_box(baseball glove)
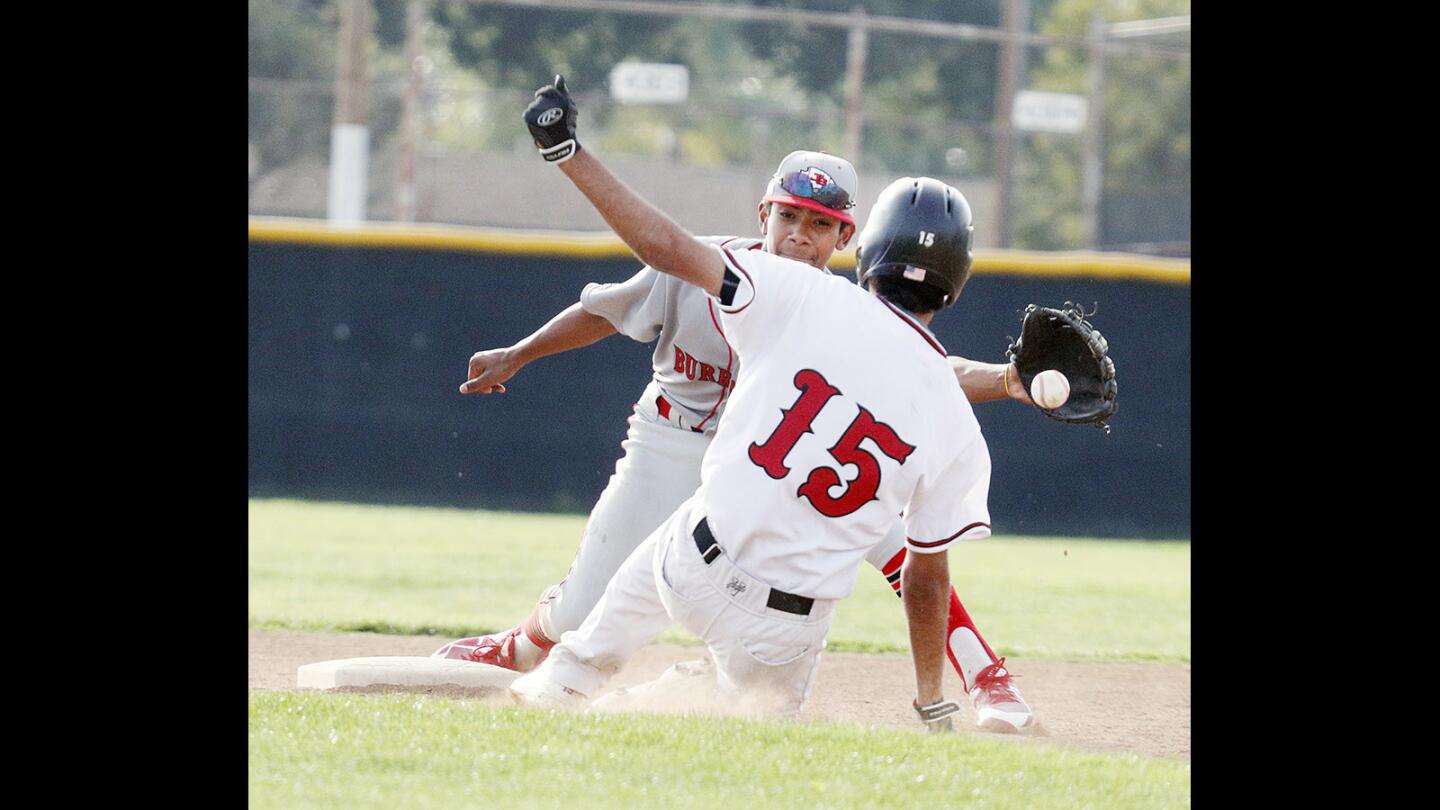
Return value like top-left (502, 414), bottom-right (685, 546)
top-left (1006, 301), bottom-right (1118, 431)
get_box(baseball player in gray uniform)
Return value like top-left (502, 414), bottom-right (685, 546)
top-left (438, 87), bottom-right (1031, 731)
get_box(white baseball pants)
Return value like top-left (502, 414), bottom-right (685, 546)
top-left (540, 411), bottom-right (710, 636)
top-left (535, 494), bottom-right (836, 714)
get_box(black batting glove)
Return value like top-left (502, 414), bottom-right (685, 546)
top-left (523, 74), bottom-right (580, 164)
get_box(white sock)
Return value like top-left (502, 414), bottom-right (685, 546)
top-left (511, 631), bottom-right (547, 671)
top-left (948, 627), bottom-right (995, 690)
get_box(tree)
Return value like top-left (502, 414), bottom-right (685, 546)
top-left (249, 0), bottom-right (340, 171)
top-left (251, 1), bottom-right (420, 185)
top-left (422, 1), bottom-right (1011, 170)
top-left (428, 1), bottom-right (678, 89)
top-left (744, 0), bottom-right (1002, 125)
top-left (1016, 0), bottom-right (1190, 250)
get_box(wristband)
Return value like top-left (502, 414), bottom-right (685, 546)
top-left (914, 698), bottom-right (960, 733)
top-left (539, 139), bottom-right (579, 164)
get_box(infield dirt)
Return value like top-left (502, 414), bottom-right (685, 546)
top-left (250, 629), bottom-right (1189, 761)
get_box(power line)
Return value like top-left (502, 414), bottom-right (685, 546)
top-left (464, 0), bottom-right (1190, 60)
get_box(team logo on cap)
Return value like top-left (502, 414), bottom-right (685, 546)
top-left (802, 167), bottom-right (835, 193)
top-left (771, 160), bottom-right (854, 212)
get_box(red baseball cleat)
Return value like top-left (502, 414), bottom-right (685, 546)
top-left (968, 657), bottom-right (1035, 733)
top-left (431, 627), bottom-right (525, 671)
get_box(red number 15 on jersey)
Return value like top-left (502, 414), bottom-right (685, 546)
top-left (748, 369), bottom-right (916, 518)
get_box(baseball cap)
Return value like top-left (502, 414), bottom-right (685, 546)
top-left (762, 150), bottom-right (859, 226)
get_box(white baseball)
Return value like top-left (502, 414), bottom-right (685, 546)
top-left (1030, 369), bottom-right (1070, 409)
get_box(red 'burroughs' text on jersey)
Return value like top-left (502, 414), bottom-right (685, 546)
top-left (674, 345), bottom-right (734, 389)
top-left (748, 369), bottom-right (917, 518)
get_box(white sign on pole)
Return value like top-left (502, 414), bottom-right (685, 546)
top-left (610, 63), bottom-right (690, 104)
top-left (1012, 90), bottom-right (1088, 134)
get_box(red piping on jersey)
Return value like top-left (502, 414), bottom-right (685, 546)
top-left (910, 522), bottom-right (990, 548)
top-left (879, 298), bottom-right (947, 356)
top-left (718, 247), bottom-right (756, 314)
top-left (718, 237), bottom-right (764, 252)
top-left (694, 299), bottom-right (735, 430)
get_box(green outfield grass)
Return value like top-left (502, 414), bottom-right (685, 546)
top-left (248, 498), bottom-right (1189, 663)
top-left (249, 692), bottom-right (1190, 810)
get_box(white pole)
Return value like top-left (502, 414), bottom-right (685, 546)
top-left (328, 0), bottom-right (371, 225)
top-left (328, 123), bottom-right (370, 223)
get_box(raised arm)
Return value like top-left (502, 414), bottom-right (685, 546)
top-left (523, 75), bottom-right (726, 298)
top-left (460, 303), bottom-right (616, 394)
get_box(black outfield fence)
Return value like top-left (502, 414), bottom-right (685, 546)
top-left (249, 220), bottom-right (1189, 538)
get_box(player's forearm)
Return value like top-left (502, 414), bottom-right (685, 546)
top-left (902, 551), bottom-right (951, 705)
top-left (558, 150), bottom-right (724, 296)
top-left (947, 356), bottom-right (1028, 404)
top-left (510, 303), bottom-right (617, 365)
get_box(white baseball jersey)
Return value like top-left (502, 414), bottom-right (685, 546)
top-left (698, 244), bottom-right (992, 600)
top-left (532, 235), bottom-right (912, 640)
top-left (581, 236), bottom-right (763, 434)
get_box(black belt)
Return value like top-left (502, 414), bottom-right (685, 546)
top-left (692, 518), bottom-right (815, 616)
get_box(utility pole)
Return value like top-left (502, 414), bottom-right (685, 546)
top-left (328, 0), bottom-right (372, 224)
top-left (395, 0), bottom-right (426, 223)
top-left (1080, 14), bottom-right (1191, 250)
top-left (842, 7), bottom-right (869, 165)
top-left (1081, 11), bottom-right (1106, 249)
top-left (1015, 0), bottom-right (1031, 77)
top-left (993, 0), bottom-right (1023, 247)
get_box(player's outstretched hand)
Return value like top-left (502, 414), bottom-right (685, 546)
top-left (1002, 361), bottom-right (1034, 405)
top-left (459, 348), bottom-right (523, 395)
top-left (523, 74), bottom-right (580, 163)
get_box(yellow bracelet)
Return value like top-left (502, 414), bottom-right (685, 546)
top-left (1002, 364), bottom-right (1013, 398)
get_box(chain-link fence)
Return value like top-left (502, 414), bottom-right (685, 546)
top-left (250, 80), bottom-right (1005, 243)
top-left (248, 1), bottom-right (1189, 255)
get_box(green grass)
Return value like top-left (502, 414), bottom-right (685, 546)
top-left (248, 499), bottom-right (1190, 805)
top-left (249, 691), bottom-right (1190, 810)
top-left (249, 498), bottom-right (1189, 663)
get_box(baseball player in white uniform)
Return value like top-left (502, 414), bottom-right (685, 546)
top-left (502, 75), bottom-right (1006, 728)
top-left (439, 79), bottom-right (1031, 731)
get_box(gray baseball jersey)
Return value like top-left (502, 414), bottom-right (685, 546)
top-left (579, 236), bottom-right (765, 434)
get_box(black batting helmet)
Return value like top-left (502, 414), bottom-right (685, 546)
top-left (854, 177), bottom-right (975, 308)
